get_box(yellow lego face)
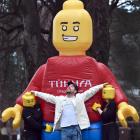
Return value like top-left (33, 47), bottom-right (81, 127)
top-left (102, 85), bottom-right (115, 100)
top-left (53, 0), bottom-right (93, 55)
top-left (22, 92), bottom-right (36, 107)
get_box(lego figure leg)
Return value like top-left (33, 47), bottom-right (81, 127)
top-left (41, 121), bottom-right (102, 140)
top-left (82, 122), bottom-right (102, 140)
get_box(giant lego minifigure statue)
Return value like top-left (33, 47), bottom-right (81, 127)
top-left (2, 0), bottom-right (139, 140)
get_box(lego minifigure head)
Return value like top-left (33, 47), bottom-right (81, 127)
top-left (53, 0), bottom-right (93, 56)
top-left (22, 92), bottom-right (36, 107)
top-left (102, 85), bottom-right (115, 100)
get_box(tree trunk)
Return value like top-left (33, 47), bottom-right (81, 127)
top-left (86, 0), bottom-right (110, 65)
top-left (20, 0), bottom-right (45, 80)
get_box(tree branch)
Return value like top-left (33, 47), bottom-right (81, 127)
top-left (40, 0), bottom-right (55, 14)
top-left (109, 0), bottom-right (120, 13)
top-left (0, 12), bottom-right (17, 19)
top-left (0, 0), bottom-right (21, 18)
top-left (40, 28), bottom-right (50, 34)
top-left (0, 24), bottom-right (23, 34)
top-left (117, 1), bottom-right (132, 7)
top-left (0, 45), bottom-right (23, 52)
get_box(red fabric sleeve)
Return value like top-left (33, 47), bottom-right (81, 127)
top-left (16, 64), bottom-right (46, 105)
top-left (98, 62), bottom-right (128, 105)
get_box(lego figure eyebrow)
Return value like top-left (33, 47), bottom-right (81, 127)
top-left (60, 22), bottom-right (68, 24)
top-left (73, 22), bottom-right (80, 24)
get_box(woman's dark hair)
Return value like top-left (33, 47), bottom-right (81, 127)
top-left (67, 81), bottom-right (78, 93)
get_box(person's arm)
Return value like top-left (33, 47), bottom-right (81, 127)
top-left (80, 83), bottom-right (106, 101)
top-left (97, 108), bottom-right (103, 115)
top-left (32, 91), bottom-right (56, 104)
top-left (95, 102), bottom-right (116, 121)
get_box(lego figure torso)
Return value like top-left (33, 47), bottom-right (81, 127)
top-left (16, 56), bottom-right (127, 122)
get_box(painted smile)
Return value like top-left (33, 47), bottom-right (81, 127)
top-left (62, 34), bottom-right (78, 41)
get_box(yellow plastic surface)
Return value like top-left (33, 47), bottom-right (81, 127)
top-left (118, 102), bottom-right (139, 128)
top-left (92, 102), bottom-right (101, 111)
top-left (22, 92), bottom-right (36, 107)
top-left (53, 0), bottom-right (93, 56)
top-left (45, 124), bottom-right (53, 132)
top-left (1, 104), bottom-right (23, 129)
top-left (102, 84), bottom-right (115, 100)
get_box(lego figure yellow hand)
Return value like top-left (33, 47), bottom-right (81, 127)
top-left (118, 102), bottom-right (139, 128)
top-left (92, 102), bottom-right (101, 111)
top-left (1, 104), bottom-right (23, 129)
top-left (45, 124), bottom-right (53, 132)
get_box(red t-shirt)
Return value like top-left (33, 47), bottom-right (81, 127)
top-left (16, 56), bottom-right (127, 122)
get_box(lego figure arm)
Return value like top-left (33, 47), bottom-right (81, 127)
top-left (2, 64), bottom-right (46, 129)
top-left (2, 104), bottom-right (23, 129)
top-left (98, 63), bottom-right (139, 127)
top-left (117, 102), bottom-right (139, 128)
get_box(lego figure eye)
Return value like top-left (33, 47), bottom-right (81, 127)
top-left (73, 26), bottom-right (79, 31)
top-left (62, 25), bottom-right (67, 31)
